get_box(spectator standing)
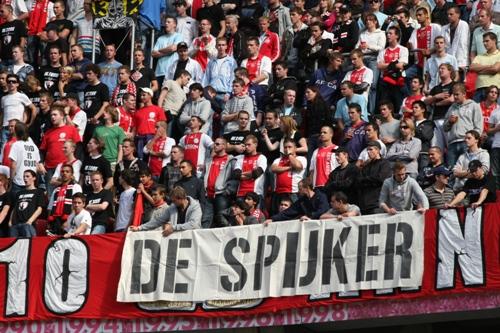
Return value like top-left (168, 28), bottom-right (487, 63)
top-left (7, 46), bottom-right (34, 83)
top-left (324, 146), bottom-right (359, 203)
top-left (159, 145), bottom-right (185, 193)
top-left (423, 36), bottom-right (459, 92)
top-left (189, 19), bottom-right (217, 72)
top-left (9, 122), bottom-right (40, 193)
top-left (386, 118), bottom-right (422, 178)
top-left (113, 138), bottom-right (146, 195)
top-left (144, 121), bottom-right (176, 180)
top-left (309, 125), bottom-right (338, 190)
top-left (179, 116), bottom-right (214, 177)
top-left (93, 106), bottom-right (126, 169)
top-left (0, 4), bottom-right (27, 66)
top-left (47, 164), bottom-right (82, 235)
top-left (470, 32), bottom-right (500, 102)
top-left (152, 16), bottom-right (183, 86)
top-left (80, 137), bottom-right (113, 194)
top-left (234, 135), bottom-right (267, 200)
top-left (133, 88), bottom-right (167, 160)
top-left (335, 81), bottom-right (368, 130)
top-left (131, 49), bottom-right (158, 93)
top-left (342, 103), bottom-right (367, 162)
top-left (356, 141), bottom-right (392, 215)
top-left (443, 83), bottom-right (483, 167)
top-left (441, 5), bottom-right (470, 72)
top-left (378, 102), bottom-right (400, 150)
top-left (225, 15), bottom-right (248, 65)
top-left (85, 171), bottom-right (114, 234)
top-left (83, 64), bottom-right (110, 141)
top-left (196, 0), bottom-right (226, 38)
top-left (356, 122), bottom-right (387, 168)
top-left (470, 9), bottom-right (500, 63)
top-left (114, 169), bottom-right (136, 232)
top-left (9, 170), bottom-right (44, 238)
top-left (98, 44), bottom-right (122, 98)
top-left (50, 140), bottom-right (81, 187)
top-left (221, 79), bottom-right (255, 134)
top-left (158, 70), bottom-right (190, 139)
top-left (258, 17), bottom-right (280, 63)
top-left (174, 0), bottom-right (198, 45)
top-left (111, 66), bottom-right (136, 107)
top-left (412, 101), bottom-right (435, 171)
top-left (70, 0), bottom-right (100, 60)
top-left (167, 42), bottom-right (203, 86)
top-left (179, 83), bottom-right (212, 134)
top-left (379, 162), bottom-right (429, 214)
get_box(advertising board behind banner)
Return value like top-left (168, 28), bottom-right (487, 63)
top-left (0, 206), bottom-right (498, 322)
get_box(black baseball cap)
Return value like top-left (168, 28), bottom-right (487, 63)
top-left (433, 166), bottom-right (452, 177)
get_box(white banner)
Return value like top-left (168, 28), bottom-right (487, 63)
top-left (117, 212), bottom-right (424, 302)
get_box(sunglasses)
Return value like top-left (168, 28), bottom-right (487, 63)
top-left (400, 126), bottom-right (409, 130)
top-left (7, 80), bottom-right (18, 84)
top-left (369, 0), bottom-right (379, 3)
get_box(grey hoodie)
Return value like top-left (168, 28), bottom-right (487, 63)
top-left (179, 97), bottom-right (213, 134)
top-left (222, 94), bottom-right (255, 134)
top-left (443, 99), bottom-right (483, 144)
top-left (139, 196), bottom-right (202, 231)
top-left (379, 176), bottom-right (429, 211)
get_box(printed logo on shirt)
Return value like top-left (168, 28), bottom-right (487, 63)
top-left (59, 133), bottom-right (66, 140)
top-left (149, 112), bottom-right (155, 119)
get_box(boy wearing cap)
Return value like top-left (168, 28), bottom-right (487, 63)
top-left (446, 160), bottom-right (497, 208)
top-left (424, 166), bottom-right (455, 208)
top-left (166, 42), bottom-right (203, 86)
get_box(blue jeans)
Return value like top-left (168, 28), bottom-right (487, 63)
top-left (135, 134), bottom-right (154, 161)
top-left (447, 141), bottom-right (467, 168)
top-left (10, 223), bottom-right (36, 238)
top-left (364, 56), bottom-right (379, 115)
top-left (91, 225), bottom-right (107, 235)
top-left (207, 194), bottom-right (233, 228)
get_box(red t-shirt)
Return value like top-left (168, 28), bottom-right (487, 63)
top-left (416, 26), bottom-right (432, 67)
top-left (118, 106), bottom-right (134, 133)
top-left (133, 105), bottom-right (166, 136)
top-left (349, 67), bottom-right (367, 85)
top-left (148, 137), bottom-right (167, 177)
top-left (314, 145), bottom-right (337, 188)
top-left (237, 154), bottom-right (262, 197)
top-left (2, 137), bottom-right (17, 167)
top-left (40, 125), bottom-right (81, 169)
top-left (481, 102), bottom-right (497, 132)
top-left (206, 154), bottom-right (229, 199)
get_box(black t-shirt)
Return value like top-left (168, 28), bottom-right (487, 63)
top-left (30, 108), bottom-right (52, 146)
top-left (37, 65), bottom-right (61, 91)
top-left (45, 38), bottom-right (69, 64)
top-left (258, 127), bottom-right (283, 164)
top-left (86, 189), bottom-right (113, 227)
top-left (131, 67), bottom-right (156, 91)
top-left (174, 59), bottom-right (188, 80)
top-left (83, 82), bottom-right (109, 118)
top-left (51, 18), bottom-right (73, 38)
top-left (81, 155), bottom-right (113, 194)
top-left (12, 188), bottom-right (45, 225)
top-left (0, 20), bottom-right (27, 61)
top-left (430, 82), bottom-right (455, 120)
top-left (0, 191), bottom-right (13, 235)
top-left (463, 174), bottom-right (496, 204)
top-left (196, 4), bottom-right (225, 37)
top-left (224, 130), bottom-right (251, 147)
top-left (113, 83), bottom-right (130, 106)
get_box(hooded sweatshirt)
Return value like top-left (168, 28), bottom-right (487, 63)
top-left (443, 100), bottom-right (483, 144)
top-left (179, 97), bottom-right (212, 134)
top-left (222, 94), bottom-right (255, 134)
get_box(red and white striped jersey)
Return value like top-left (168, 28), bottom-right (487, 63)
top-left (309, 145), bottom-right (338, 188)
top-left (272, 155), bottom-right (307, 194)
top-left (235, 154), bottom-right (267, 196)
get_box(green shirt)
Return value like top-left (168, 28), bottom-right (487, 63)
top-left (93, 125), bottom-right (126, 163)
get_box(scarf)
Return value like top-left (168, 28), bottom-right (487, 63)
top-left (28, 0), bottom-right (50, 36)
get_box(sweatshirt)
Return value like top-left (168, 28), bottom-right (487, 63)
top-left (379, 176), bottom-right (429, 211)
top-left (443, 99), bottom-right (483, 144)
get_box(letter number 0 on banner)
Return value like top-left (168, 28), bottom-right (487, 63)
top-left (44, 239), bottom-right (89, 314)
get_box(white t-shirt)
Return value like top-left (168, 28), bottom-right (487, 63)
top-left (71, 109), bottom-right (88, 140)
top-left (52, 160), bottom-right (83, 183)
top-left (1, 92), bottom-right (32, 126)
top-left (65, 209), bottom-right (92, 235)
top-left (8, 138), bottom-right (40, 186)
top-left (115, 187), bottom-right (136, 231)
top-left (489, 108), bottom-right (500, 149)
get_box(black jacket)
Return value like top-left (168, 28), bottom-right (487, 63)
top-left (271, 190), bottom-right (329, 221)
top-left (325, 163), bottom-right (359, 203)
top-left (356, 158), bottom-right (392, 212)
top-left (415, 119), bottom-right (435, 153)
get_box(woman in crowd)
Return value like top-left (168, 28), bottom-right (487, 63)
top-left (56, 66), bottom-right (74, 100)
top-left (304, 85), bottom-right (331, 153)
top-left (315, 0), bottom-right (336, 31)
top-left (480, 85), bottom-right (500, 149)
top-left (279, 116), bottom-right (308, 156)
top-left (386, 118), bottom-right (422, 178)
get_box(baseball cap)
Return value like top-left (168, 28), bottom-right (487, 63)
top-left (468, 160), bottom-right (483, 172)
top-left (140, 87), bottom-right (154, 96)
top-left (339, 5), bottom-right (351, 13)
top-left (433, 166), bottom-right (452, 177)
top-left (177, 42), bottom-right (189, 50)
top-left (366, 141), bottom-right (381, 150)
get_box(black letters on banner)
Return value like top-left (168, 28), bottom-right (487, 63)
top-left (131, 240), bottom-right (160, 294)
top-left (282, 232), bottom-right (299, 288)
top-left (221, 238), bottom-right (250, 292)
top-left (164, 239), bottom-right (192, 294)
top-left (322, 227), bottom-right (350, 285)
top-left (397, 222), bottom-right (413, 279)
top-left (299, 230), bottom-right (319, 287)
top-left (254, 236), bottom-right (280, 291)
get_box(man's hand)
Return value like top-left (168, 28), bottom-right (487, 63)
top-left (264, 219), bottom-right (272, 226)
top-left (416, 207), bottom-right (426, 214)
top-left (386, 208), bottom-right (398, 215)
top-left (448, 114), bottom-right (458, 124)
top-left (162, 224), bottom-right (174, 237)
top-left (471, 202), bottom-right (481, 209)
top-left (129, 226), bottom-right (141, 232)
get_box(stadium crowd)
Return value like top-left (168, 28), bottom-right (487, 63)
top-left (0, 0), bottom-right (498, 237)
